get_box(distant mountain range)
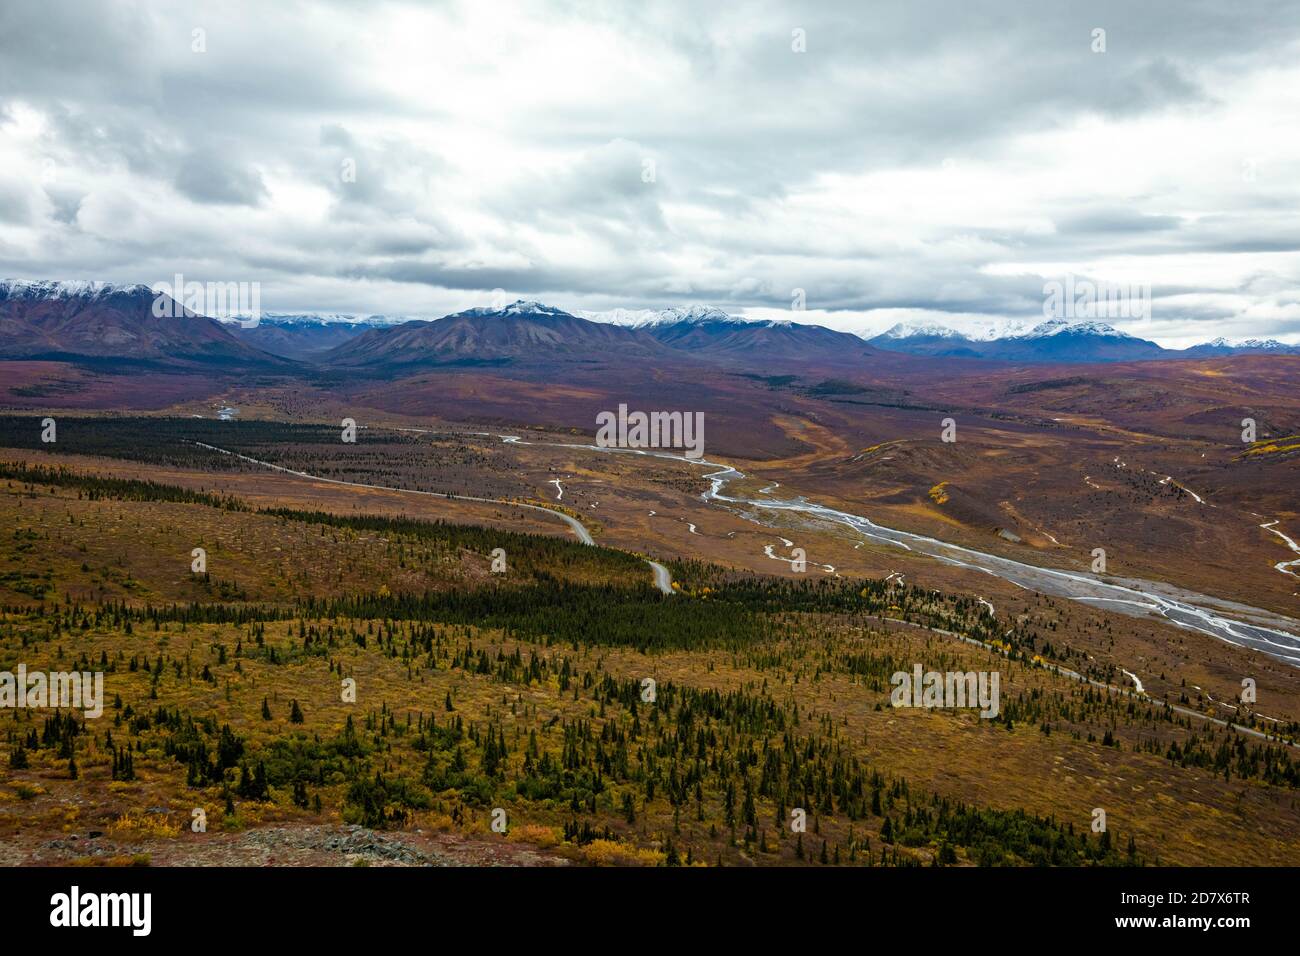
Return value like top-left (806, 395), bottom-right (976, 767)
top-left (575, 304), bottom-right (737, 328)
top-left (576, 304), bottom-right (879, 363)
top-left (321, 299), bottom-right (880, 369)
top-left (866, 317), bottom-right (1300, 363)
top-left (231, 314), bottom-right (409, 361)
top-left (249, 302), bottom-right (1297, 365)
top-left (1178, 337), bottom-right (1300, 357)
top-left (1, 280), bottom-right (1297, 368)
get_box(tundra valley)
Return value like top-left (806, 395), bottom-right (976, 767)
top-left (3, 8), bottom-right (1300, 936)
top-left (0, 285), bottom-right (1297, 872)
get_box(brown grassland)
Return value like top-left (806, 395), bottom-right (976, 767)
top-left (1, 414), bottom-right (1299, 867)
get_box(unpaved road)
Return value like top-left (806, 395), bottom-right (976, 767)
top-left (187, 441), bottom-right (677, 593)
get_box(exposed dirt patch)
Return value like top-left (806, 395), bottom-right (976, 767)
top-left (7, 823), bottom-right (569, 867)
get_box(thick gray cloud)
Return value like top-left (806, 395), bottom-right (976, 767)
top-left (0, 180), bottom-right (30, 224)
top-left (0, 0), bottom-right (1298, 346)
top-left (174, 153), bottom-right (268, 205)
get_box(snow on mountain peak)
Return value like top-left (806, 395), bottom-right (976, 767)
top-left (496, 299), bottom-right (566, 316)
top-left (870, 317), bottom-right (1033, 342)
top-left (873, 317), bottom-right (1131, 342)
top-left (577, 304), bottom-right (740, 327)
top-left (663, 304), bottom-right (735, 324)
top-left (1185, 336), bottom-right (1300, 353)
top-left (216, 312), bottom-right (414, 327)
top-left (1018, 318), bottom-right (1131, 339)
top-left (0, 279), bottom-right (154, 300)
top-left (877, 320), bottom-right (963, 340)
top-left (454, 299), bottom-right (572, 319)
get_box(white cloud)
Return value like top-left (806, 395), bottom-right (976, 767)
top-left (0, 0), bottom-right (1298, 345)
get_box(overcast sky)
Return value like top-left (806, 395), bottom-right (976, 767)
top-left (2, 0), bottom-right (1299, 346)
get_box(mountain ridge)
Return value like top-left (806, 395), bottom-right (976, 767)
top-left (0, 280), bottom-right (283, 365)
top-left (4, 281), bottom-right (1297, 365)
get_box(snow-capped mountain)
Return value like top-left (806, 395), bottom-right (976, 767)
top-left (577, 302), bottom-right (876, 362)
top-left (457, 299), bottom-right (575, 320)
top-left (1180, 337), bottom-right (1300, 357)
top-left (868, 317), bottom-right (1164, 362)
top-left (6, 281), bottom-right (1295, 368)
top-left (322, 299), bottom-right (878, 369)
top-left (0, 279), bottom-right (155, 300)
top-left (1017, 318), bottom-right (1134, 339)
top-left (577, 304), bottom-right (738, 328)
top-left (875, 320), bottom-right (967, 340)
top-left (220, 311), bottom-right (413, 327)
top-left (227, 314), bottom-right (411, 360)
top-left (875, 317), bottom-right (1129, 342)
top-left (1236, 338), bottom-right (1298, 351)
top-left (967, 320), bottom-right (1034, 342)
top-left (0, 278), bottom-right (279, 364)
top-left (323, 300), bottom-right (668, 368)
top-left (868, 320), bottom-right (988, 358)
